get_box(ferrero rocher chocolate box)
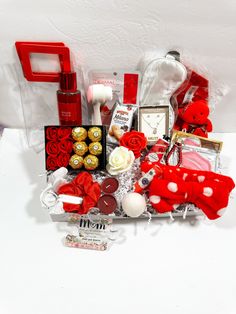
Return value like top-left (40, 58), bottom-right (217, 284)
top-left (44, 125), bottom-right (106, 172)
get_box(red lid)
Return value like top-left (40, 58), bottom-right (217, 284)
top-left (59, 72), bottom-right (77, 92)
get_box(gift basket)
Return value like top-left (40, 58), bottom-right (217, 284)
top-left (14, 42), bottom-right (235, 251)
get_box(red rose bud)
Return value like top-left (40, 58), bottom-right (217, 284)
top-left (120, 131), bottom-right (147, 158)
top-left (58, 140), bottom-right (73, 154)
top-left (57, 153), bottom-right (70, 168)
top-left (46, 127), bottom-right (58, 141)
top-left (46, 155), bottom-right (58, 171)
top-left (58, 127), bottom-right (72, 141)
top-left (46, 141), bottom-right (59, 157)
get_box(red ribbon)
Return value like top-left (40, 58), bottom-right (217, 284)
top-left (145, 164), bottom-right (235, 220)
top-left (57, 172), bottom-right (101, 215)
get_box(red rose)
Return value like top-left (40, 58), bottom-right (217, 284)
top-left (58, 127), bottom-right (72, 141)
top-left (46, 155), bottom-right (58, 171)
top-left (58, 140), bottom-right (73, 154)
top-left (46, 127), bottom-right (58, 141)
top-left (57, 153), bottom-right (70, 168)
top-left (120, 131), bottom-right (147, 158)
top-left (46, 141), bottom-right (59, 157)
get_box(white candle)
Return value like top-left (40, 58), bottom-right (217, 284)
top-left (122, 192), bottom-right (146, 218)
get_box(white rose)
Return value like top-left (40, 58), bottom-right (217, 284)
top-left (106, 146), bottom-right (135, 176)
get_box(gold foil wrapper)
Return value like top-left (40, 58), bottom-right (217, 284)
top-left (89, 142), bottom-right (102, 156)
top-left (72, 127), bottom-right (87, 141)
top-left (88, 127), bottom-right (102, 142)
top-left (73, 141), bottom-right (88, 156)
top-left (84, 154), bottom-right (99, 170)
top-left (69, 154), bottom-right (84, 169)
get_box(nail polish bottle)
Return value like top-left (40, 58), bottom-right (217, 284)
top-left (57, 72), bottom-right (82, 125)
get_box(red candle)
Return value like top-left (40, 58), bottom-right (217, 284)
top-left (101, 178), bottom-right (119, 194)
top-left (97, 194), bottom-right (117, 215)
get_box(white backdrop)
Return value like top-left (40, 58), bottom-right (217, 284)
top-left (0, 0), bottom-right (236, 130)
top-left (1, 3), bottom-right (236, 314)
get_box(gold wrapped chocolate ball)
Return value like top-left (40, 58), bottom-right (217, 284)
top-left (89, 142), bottom-right (102, 156)
top-left (73, 141), bottom-right (88, 156)
top-left (84, 154), bottom-right (99, 170)
top-left (88, 127), bottom-right (102, 142)
top-left (72, 127), bottom-right (87, 141)
top-left (69, 154), bottom-right (84, 169)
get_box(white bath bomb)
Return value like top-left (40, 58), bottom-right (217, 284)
top-left (122, 192), bottom-right (146, 218)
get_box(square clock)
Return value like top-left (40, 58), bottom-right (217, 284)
top-left (138, 106), bottom-right (170, 145)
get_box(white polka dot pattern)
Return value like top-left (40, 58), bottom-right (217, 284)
top-left (203, 187), bottom-right (213, 197)
top-left (167, 182), bottom-right (178, 193)
top-left (198, 175), bottom-right (205, 182)
top-left (150, 195), bottom-right (161, 204)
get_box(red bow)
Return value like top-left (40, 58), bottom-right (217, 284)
top-left (146, 164), bottom-right (235, 220)
top-left (57, 172), bottom-right (101, 214)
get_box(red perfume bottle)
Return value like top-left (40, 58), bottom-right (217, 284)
top-left (57, 72), bottom-right (82, 125)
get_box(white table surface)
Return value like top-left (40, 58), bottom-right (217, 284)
top-left (0, 129), bottom-right (236, 314)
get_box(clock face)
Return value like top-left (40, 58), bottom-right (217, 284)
top-left (140, 112), bottom-right (166, 142)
